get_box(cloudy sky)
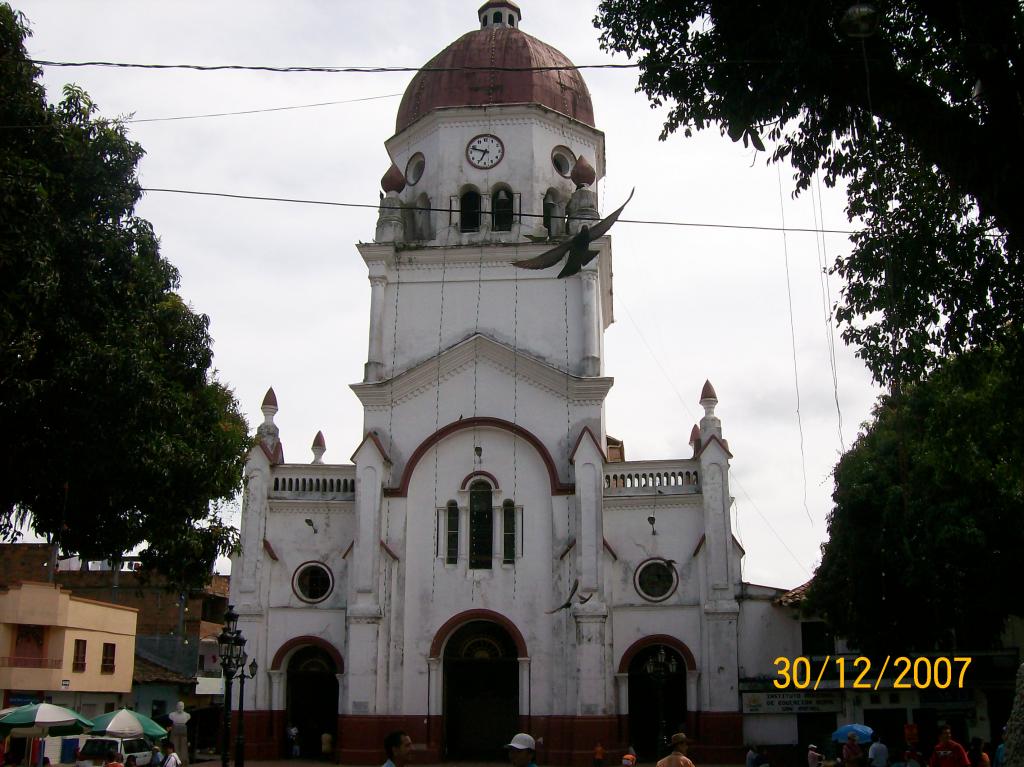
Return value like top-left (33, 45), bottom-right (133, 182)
top-left (15, 1), bottom-right (881, 589)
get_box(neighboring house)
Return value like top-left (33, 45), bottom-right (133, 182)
top-left (0, 544), bottom-right (229, 712)
top-left (0, 581), bottom-right (137, 716)
top-left (761, 581), bottom-right (1021, 757)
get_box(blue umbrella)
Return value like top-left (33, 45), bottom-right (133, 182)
top-left (833, 724), bottom-right (874, 743)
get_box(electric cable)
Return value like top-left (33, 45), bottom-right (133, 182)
top-left (0, 92), bottom-right (403, 128)
top-left (138, 186), bottom-right (859, 235)
top-left (776, 164), bottom-right (813, 526)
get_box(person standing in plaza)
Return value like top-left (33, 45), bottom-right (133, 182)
top-left (505, 734), bottom-right (538, 767)
top-left (657, 733), bottom-right (696, 767)
top-left (929, 726), bottom-right (970, 767)
top-left (382, 731), bottom-right (411, 767)
top-left (809, 744), bottom-right (824, 767)
top-left (844, 733), bottom-right (865, 767)
top-left (869, 734), bottom-right (890, 767)
top-left (160, 742), bottom-right (181, 767)
top-left (594, 742), bottom-right (605, 767)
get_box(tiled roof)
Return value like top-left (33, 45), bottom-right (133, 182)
top-left (133, 656), bottom-right (195, 686)
top-left (774, 579), bottom-right (812, 607)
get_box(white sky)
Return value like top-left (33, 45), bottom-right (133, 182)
top-left (15, 1), bottom-right (881, 589)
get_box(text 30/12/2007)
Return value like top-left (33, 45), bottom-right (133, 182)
top-left (773, 656), bottom-right (972, 690)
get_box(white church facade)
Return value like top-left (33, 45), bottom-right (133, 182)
top-left (229, 3), bottom-right (808, 763)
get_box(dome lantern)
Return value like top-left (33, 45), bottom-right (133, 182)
top-left (479, 0), bottom-right (521, 29)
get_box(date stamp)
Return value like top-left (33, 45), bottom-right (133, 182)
top-left (773, 656), bottom-right (972, 690)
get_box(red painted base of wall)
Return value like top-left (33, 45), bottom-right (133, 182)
top-left (237, 710), bottom-right (745, 765)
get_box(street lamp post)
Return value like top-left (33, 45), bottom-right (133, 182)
top-left (234, 644), bottom-right (258, 767)
top-left (218, 606), bottom-right (242, 767)
top-left (644, 646), bottom-right (679, 758)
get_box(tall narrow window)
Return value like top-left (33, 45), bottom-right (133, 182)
top-left (502, 499), bottom-right (516, 564)
top-left (101, 643), bottom-right (116, 674)
top-left (469, 480), bottom-right (493, 569)
top-left (446, 500), bottom-right (459, 565)
top-left (460, 191), bottom-right (481, 233)
top-left (492, 189), bottom-right (514, 231)
top-left (73, 639), bottom-right (87, 672)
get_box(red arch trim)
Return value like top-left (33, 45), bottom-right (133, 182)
top-left (384, 417), bottom-right (573, 498)
top-left (429, 609), bottom-right (528, 659)
top-left (617, 634), bottom-right (696, 674)
top-left (460, 470), bottom-right (500, 491)
top-left (270, 635), bottom-right (345, 673)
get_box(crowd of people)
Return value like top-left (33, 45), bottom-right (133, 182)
top-left (812, 726), bottom-right (1007, 767)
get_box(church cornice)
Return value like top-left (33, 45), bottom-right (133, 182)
top-left (350, 333), bottom-right (614, 407)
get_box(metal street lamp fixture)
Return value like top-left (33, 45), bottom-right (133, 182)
top-left (218, 606), bottom-right (245, 767)
top-left (234, 631), bottom-right (259, 767)
top-left (644, 646), bottom-right (679, 757)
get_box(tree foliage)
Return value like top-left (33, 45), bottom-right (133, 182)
top-left (0, 4), bottom-right (250, 588)
top-left (803, 335), bottom-right (1024, 653)
top-left (595, 1), bottom-right (1023, 384)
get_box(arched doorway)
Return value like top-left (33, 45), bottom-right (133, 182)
top-left (286, 646), bottom-right (338, 758)
top-left (443, 620), bottom-right (518, 760)
top-left (627, 645), bottom-right (687, 760)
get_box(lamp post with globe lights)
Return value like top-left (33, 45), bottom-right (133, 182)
top-left (218, 606), bottom-right (242, 767)
top-left (644, 646), bottom-right (679, 758)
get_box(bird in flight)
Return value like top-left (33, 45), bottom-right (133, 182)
top-left (512, 189), bottom-right (635, 278)
top-left (545, 578), bottom-right (579, 614)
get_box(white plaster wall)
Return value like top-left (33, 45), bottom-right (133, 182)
top-left (743, 714), bottom-right (798, 745)
top-left (374, 262), bottom-right (588, 379)
top-left (738, 599), bottom-right (801, 678)
top-left (398, 427), bottom-right (568, 716)
top-left (361, 355), bottom-right (605, 487)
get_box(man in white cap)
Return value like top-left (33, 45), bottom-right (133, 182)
top-left (505, 734), bottom-right (538, 767)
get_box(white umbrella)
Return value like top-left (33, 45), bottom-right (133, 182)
top-left (90, 708), bottom-right (167, 739)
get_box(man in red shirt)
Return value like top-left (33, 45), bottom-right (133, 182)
top-left (929, 726), bottom-right (970, 767)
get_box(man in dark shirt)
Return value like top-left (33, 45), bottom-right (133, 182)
top-left (929, 726), bottom-right (970, 767)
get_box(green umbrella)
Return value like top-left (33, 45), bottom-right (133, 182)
top-left (0, 702), bottom-right (94, 736)
top-left (89, 708), bottom-right (168, 740)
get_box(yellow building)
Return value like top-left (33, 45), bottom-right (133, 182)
top-left (0, 581), bottom-right (137, 716)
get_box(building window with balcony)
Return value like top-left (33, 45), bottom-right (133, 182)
top-left (73, 639), bottom-right (87, 672)
top-left (101, 643), bottom-right (116, 674)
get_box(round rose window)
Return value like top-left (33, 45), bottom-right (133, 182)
top-left (634, 559), bottom-right (678, 602)
top-left (293, 562), bottom-right (333, 603)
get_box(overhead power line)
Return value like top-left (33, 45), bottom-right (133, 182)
top-left (23, 59), bottom-right (641, 74)
top-left (0, 92), bottom-right (403, 129)
top-left (140, 187), bottom-right (859, 235)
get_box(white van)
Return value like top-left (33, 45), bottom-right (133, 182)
top-left (75, 737), bottom-right (155, 766)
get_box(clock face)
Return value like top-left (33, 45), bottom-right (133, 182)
top-left (466, 134), bottom-right (505, 169)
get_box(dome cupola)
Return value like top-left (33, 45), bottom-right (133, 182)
top-left (396, 3), bottom-right (594, 133)
top-left (478, 0), bottom-right (521, 28)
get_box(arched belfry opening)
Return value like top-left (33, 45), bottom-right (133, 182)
top-left (626, 644), bottom-right (687, 760)
top-left (286, 646), bottom-right (339, 758)
top-left (443, 620), bottom-right (519, 760)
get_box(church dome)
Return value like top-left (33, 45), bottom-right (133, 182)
top-left (396, 8), bottom-right (595, 133)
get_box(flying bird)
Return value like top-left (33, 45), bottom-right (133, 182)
top-left (512, 188), bottom-right (635, 278)
top-left (545, 578), bottom-right (579, 614)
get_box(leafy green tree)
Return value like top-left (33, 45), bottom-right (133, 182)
top-left (803, 335), bottom-right (1024, 653)
top-left (595, 1), bottom-right (1023, 384)
top-left (0, 4), bottom-right (250, 588)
